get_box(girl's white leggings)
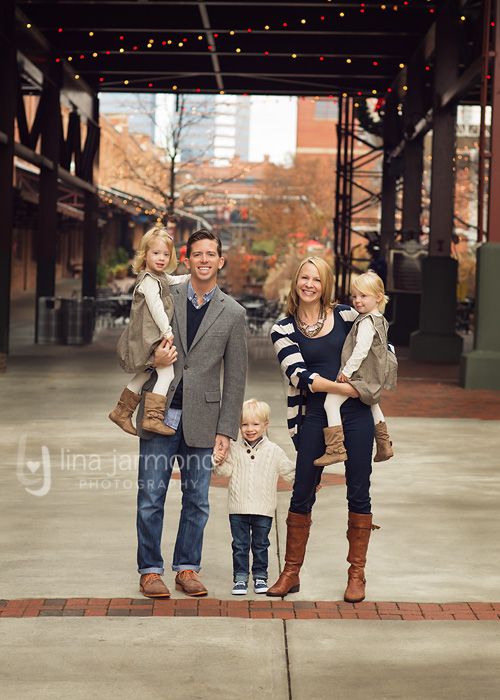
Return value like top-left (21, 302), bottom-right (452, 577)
top-left (324, 393), bottom-right (385, 426)
top-left (126, 364), bottom-right (174, 396)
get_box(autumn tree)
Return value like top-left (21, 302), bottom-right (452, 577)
top-left (251, 156), bottom-right (335, 256)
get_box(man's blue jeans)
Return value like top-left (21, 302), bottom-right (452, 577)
top-left (137, 426), bottom-right (212, 575)
top-left (229, 514), bottom-right (273, 582)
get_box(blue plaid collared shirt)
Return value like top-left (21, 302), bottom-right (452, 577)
top-left (187, 281), bottom-right (216, 309)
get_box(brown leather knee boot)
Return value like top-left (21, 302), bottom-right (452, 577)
top-left (343, 512), bottom-right (380, 604)
top-left (266, 511), bottom-right (312, 597)
top-left (108, 388), bottom-right (142, 435)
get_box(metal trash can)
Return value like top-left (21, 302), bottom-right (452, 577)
top-left (61, 297), bottom-right (95, 345)
top-left (37, 297), bottom-right (62, 344)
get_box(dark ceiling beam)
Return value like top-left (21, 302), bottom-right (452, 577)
top-left (20, 1), bottom-right (437, 7)
top-left (79, 71), bottom-right (393, 80)
top-left (440, 55), bottom-right (482, 108)
top-left (198, 1), bottom-right (223, 90)
top-left (26, 28), bottom-right (422, 36)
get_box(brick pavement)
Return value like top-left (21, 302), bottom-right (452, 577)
top-left (1, 598), bottom-right (499, 620)
top-left (377, 350), bottom-right (500, 419)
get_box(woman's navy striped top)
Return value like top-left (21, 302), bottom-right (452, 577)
top-left (270, 304), bottom-right (358, 450)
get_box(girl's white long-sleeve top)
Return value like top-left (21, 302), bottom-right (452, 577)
top-left (214, 435), bottom-right (295, 517)
top-left (137, 272), bottom-right (190, 338)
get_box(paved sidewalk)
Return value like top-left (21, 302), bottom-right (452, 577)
top-left (1, 311), bottom-right (500, 699)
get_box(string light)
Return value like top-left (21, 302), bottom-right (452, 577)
top-left (236, 47), bottom-right (241, 53)
top-left (346, 58), bottom-right (352, 64)
top-left (124, 79), bottom-right (129, 85)
top-left (74, 74), bottom-right (80, 79)
top-left (399, 62), bottom-right (405, 68)
top-left (89, 31), bottom-right (94, 37)
top-left (119, 47), bottom-right (125, 53)
top-left (291, 53), bottom-right (297, 59)
top-left (26, 23), bottom-right (32, 28)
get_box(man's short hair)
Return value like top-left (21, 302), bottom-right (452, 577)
top-left (186, 229), bottom-right (222, 257)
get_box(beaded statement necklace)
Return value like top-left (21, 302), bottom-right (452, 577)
top-left (295, 306), bottom-right (327, 338)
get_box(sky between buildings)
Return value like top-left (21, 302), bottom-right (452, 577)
top-left (99, 92), bottom-right (297, 165)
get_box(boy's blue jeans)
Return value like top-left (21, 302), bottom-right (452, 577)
top-left (137, 428), bottom-right (212, 575)
top-left (229, 513), bottom-right (273, 582)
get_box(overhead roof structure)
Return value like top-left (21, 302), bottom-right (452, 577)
top-left (16, 0), bottom-right (455, 97)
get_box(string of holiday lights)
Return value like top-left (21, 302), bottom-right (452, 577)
top-left (22, 2), bottom-right (469, 100)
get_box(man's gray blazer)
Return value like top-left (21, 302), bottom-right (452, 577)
top-left (136, 282), bottom-right (248, 447)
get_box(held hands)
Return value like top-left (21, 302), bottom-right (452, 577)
top-left (214, 434), bottom-right (230, 464)
top-left (337, 372), bottom-right (349, 383)
top-left (154, 337), bottom-right (178, 368)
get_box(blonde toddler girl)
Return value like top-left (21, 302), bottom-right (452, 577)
top-left (109, 226), bottom-right (189, 436)
top-left (314, 271), bottom-right (397, 467)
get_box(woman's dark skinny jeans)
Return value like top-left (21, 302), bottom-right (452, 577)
top-left (290, 396), bottom-right (374, 515)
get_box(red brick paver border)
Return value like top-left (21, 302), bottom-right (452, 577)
top-left (1, 599), bottom-right (499, 620)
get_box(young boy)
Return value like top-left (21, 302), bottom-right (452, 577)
top-left (213, 399), bottom-right (295, 595)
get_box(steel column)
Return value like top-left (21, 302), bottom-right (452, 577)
top-left (461, 0), bottom-right (500, 389)
top-left (409, 2), bottom-right (463, 363)
top-left (35, 64), bottom-right (63, 341)
top-left (380, 93), bottom-right (399, 256)
top-left (82, 96), bottom-right (100, 298)
top-left (0, 0), bottom-right (16, 370)
top-left (401, 57), bottom-right (425, 241)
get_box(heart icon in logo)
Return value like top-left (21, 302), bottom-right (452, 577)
top-left (26, 461), bottom-right (41, 473)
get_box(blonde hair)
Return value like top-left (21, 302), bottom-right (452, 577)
top-left (132, 226), bottom-right (177, 275)
top-left (351, 271), bottom-right (389, 312)
top-left (286, 257), bottom-right (335, 317)
top-left (241, 399), bottom-right (271, 424)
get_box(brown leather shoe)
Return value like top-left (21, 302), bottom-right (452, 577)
top-left (373, 421), bottom-right (394, 462)
top-left (313, 425), bottom-right (347, 467)
top-left (141, 392), bottom-right (176, 436)
top-left (175, 570), bottom-right (208, 597)
top-left (109, 388), bottom-right (141, 435)
top-left (139, 573), bottom-right (171, 598)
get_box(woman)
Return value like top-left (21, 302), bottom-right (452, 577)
top-left (267, 257), bottom-right (379, 603)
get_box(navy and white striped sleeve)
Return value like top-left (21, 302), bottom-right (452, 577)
top-left (337, 305), bottom-right (358, 323)
top-left (271, 319), bottom-right (318, 391)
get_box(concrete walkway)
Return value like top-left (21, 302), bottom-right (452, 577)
top-left (1, 307), bottom-right (500, 698)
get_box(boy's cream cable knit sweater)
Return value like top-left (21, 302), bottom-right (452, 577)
top-left (214, 435), bottom-right (295, 517)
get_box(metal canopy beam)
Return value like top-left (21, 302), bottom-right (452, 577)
top-left (0, 0), bottom-right (16, 370)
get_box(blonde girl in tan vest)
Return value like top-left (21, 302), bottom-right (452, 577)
top-left (314, 271), bottom-right (397, 467)
top-left (109, 226), bottom-right (189, 436)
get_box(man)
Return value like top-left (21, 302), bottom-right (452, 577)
top-left (135, 229), bottom-right (247, 598)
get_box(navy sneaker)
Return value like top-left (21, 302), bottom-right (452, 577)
top-left (232, 581), bottom-right (248, 595)
top-left (254, 578), bottom-right (268, 594)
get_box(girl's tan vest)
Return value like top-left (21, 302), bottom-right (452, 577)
top-left (340, 312), bottom-right (398, 405)
top-left (117, 270), bottom-right (174, 373)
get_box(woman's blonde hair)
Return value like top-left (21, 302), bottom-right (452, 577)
top-left (132, 226), bottom-right (177, 275)
top-left (241, 399), bottom-right (271, 424)
top-left (286, 256), bottom-right (335, 317)
top-left (351, 270), bottom-right (389, 312)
